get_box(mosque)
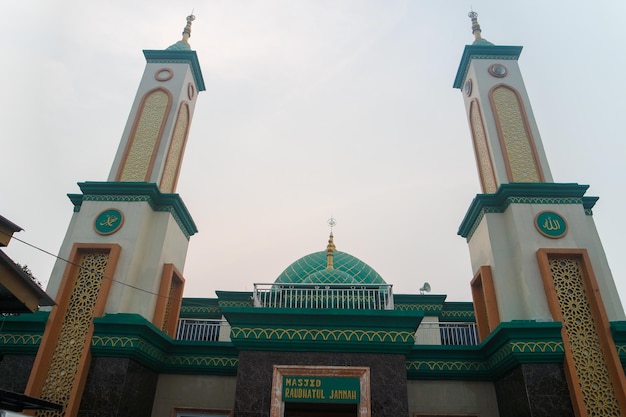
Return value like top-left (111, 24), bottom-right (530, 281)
top-left (1, 11), bottom-right (626, 417)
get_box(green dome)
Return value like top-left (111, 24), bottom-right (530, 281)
top-left (472, 38), bottom-right (494, 46)
top-left (302, 269), bottom-right (358, 284)
top-left (166, 41), bottom-right (191, 51)
top-left (275, 251), bottom-right (386, 285)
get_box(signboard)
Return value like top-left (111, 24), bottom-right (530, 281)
top-left (282, 376), bottom-right (360, 403)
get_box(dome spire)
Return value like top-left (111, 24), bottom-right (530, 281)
top-left (166, 13), bottom-right (196, 51)
top-left (468, 11), bottom-right (493, 46)
top-left (182, 12), bottom-right (195, 43)
top-left (326, 217), bottom-right (337, 269)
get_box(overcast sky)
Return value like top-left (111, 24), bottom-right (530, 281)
top-left (2, 1), bottom-right (625, 305)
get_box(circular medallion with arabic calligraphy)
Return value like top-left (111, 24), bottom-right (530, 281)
top-left (535, 211), bottom-right (567, 239)
top-left (94, 208), bottom-right (124, 235)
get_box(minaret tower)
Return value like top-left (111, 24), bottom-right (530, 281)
top-left (454, 12), bottom-right (626, 416)
top-left (25, 16), bottom-right (204, 417)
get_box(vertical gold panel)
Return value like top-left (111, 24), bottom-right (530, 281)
top-left (160, 103), bottom-right (190, 193)
top-left (469, 100), bottom-right (497, 193)
top-left (491, 86), bottom-right (541, 182)
top-left (36, 252), bottom-right (109, 417)
top-left (119, 89), bottom-right (170, 182)
top-left (545, 255), bottom-right (624, 415)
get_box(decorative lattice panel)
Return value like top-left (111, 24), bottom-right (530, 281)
top-left (161, 279), bottom-right (177, 333)
top-left (36, 252), bottom-right (109, 417)
top-left (119, 89), bottom-right (170, 181)
top-left (491, 86), bottom-right (540, 183)
top-left (549, 257), bottom-right (621, 415)
top-left (160, 104), bottom-right (189, 192)
top-left (470, 101), bottom-right (497, 193)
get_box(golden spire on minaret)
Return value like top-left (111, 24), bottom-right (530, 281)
top-left (468, 11), bottom-right (493, 45)
top-left (182, 12), bottom-right (195, 43)
top-left (166, 12), bottom-right (196, 51)
top-left (326, 218), bottom-right (337, 270)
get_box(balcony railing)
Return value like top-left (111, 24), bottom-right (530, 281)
top-left (416, 322), bottom-right (479, 346)
top-left (252, 283), bottom-right (394, 310)
top-left (176, 318), bottom-right (479, 346)
top-left (176, 319), bottom-right (230, 341)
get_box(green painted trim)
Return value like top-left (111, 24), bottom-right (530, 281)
top-left (440, 302), bottom-right (476, 322)
top-left (143, 50), bottom-right (206, 91)
top-left (0, 312), bottom-right (48, 354)
top-left (453, 45), bottom-right (523, 89)
top-left (458, 183), bottom-right (598, 239)
top-left (91, 313), bottom-right (238, 375)
top-left (394, 294), bottom-right (446, 315)
top-left (68, 182), bottom-right (198, 238)
top-left (181, 298), bottom-right (221, 318)
top-left (216, 291), bottom-right (254, 308)
top-left (407, 321), bottom-right (564, 380)
top-left (221, 306), bottom-right (423, 353)
top-left (610, 321), bottom-right (626, 366)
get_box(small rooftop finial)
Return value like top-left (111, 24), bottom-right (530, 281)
top-left (183, 12), bottom-right (195, 42)
top-left (165, 13), bottom-right (196, 51)
top-left (326, 217), bottom-right (337, 269)
top-left (467, 11), bottom-right (493, 46)
top-left (468, 10), bottom-right (482, 41)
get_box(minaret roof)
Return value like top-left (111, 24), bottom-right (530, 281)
top-left (452, 12), bottom-right (522, 89)
top-left (468, 11), bottom-right (494, 46)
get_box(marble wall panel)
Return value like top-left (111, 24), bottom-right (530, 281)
top-left (0, 354), bottom-right (35, 393)
top-left (233, 351), bottom-right (407, 417)
top-left (495, 363), bottom-right (574, 417)
top-left (78, 357), bottom-right (158, 417)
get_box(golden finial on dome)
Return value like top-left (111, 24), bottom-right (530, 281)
top-left (182, 12), bottom-right (195, 42)
top-left (326, 218), bottom-right (337, 270)
top-left (468, 10), bottom-right (483, 42)
top-left (467, 11), bottom-right (493, 46)
top-left (166, 12), bottom-right (196, 51)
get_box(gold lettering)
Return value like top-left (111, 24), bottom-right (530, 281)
top-left (543, 217), bottom-right (561, 231)
top-left (99, 214), bottom-right (118, 227)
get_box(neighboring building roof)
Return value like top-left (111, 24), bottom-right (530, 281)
top-left (275, 251), bottom-right (386, 285)
top-left (0, 250), bottom-right (55, 313)
top-left (0, 215), bottom-right (23, 247)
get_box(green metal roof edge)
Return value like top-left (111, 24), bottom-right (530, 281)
top-left (221, 307), bottom-right (424, 354)
top-left (440, 302), bottom-right (475, 322)
top-left (221, 306), bottom-right (423, 327)
top-left (69, 182), bottom-right (198, 238)
top-left (610, 321), bottom-right (626, 366)
top-left (406, 320), bottom-right (563, 381)
top-left (453, 45), bottom-right (523, 89)
top-left (458, 183), bottom-right (595, 239)
top-left (394, 294), bottom-right (446, 315)
top-left (92, 313), bottom-right (238, 375)
top-left (180, 298), bottom-right (221, 318)
top-left (143, 49), bottom-right (206, 91)
top-left (0, 311), bottom-right (49, 355)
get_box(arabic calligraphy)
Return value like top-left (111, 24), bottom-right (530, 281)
top-left (99, 214), bottom-right (119, 227)
top-left (95, 209), bottom-right (124, 235)
top-left (543, 216), bottom-right (561, 231)
top-left (535, 211), bottom-right (567, 239)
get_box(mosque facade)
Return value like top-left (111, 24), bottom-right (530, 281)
top-left (1, 12), bottom-right (626, 417)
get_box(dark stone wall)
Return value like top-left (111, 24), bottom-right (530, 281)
top-left (494, 363), bottom-right (574, 417)
top-left (233, 351), bottom-right (408, 417)
top-left (78, 357), bottom-right (158, 417)
top-left (0, 354), bottom-right (35, 392)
